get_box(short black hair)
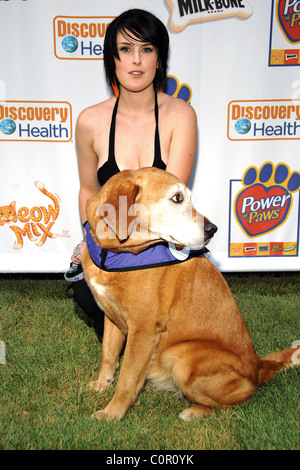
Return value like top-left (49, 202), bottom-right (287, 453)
top-left (104, 9), bottom-right (169, 93)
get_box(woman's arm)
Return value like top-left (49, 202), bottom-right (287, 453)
top-left (72, 109), bottom-right (100, 264)
top-left (165, 99), bottom-right (197, 186)
top-left (75, 109), bottom-right (100, 224)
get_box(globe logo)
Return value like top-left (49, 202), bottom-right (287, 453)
top-left (61, 35), bottom-right (78, 53)
top-left (0, 118), bottom-right (16, 135)
top-left (235, 118), bottom-right (251, 135)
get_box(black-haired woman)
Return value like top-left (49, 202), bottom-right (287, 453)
top-left (71, 9), bottom-right (197, 337)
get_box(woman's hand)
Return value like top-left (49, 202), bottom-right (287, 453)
top-left (71, 240), bottom-right (87, 265)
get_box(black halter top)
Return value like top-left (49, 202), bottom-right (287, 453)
top-left (97, 93), bottom-right (166, 187)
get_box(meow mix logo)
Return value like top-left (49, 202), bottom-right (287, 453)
top-left (0, 101), bottom-right (72, 142)
top-left (0, 182), bottom-right (60, 250)
top-left (228, 99), bottom-right (300, 140)
top-left (277, 0), bottom-right (300, 44)
top-left (53, 16), bottom-right (114, 60)
top-left (166, 0), bottom-right (253, 31)
top-left (229, 162), bottom-right (300, 257)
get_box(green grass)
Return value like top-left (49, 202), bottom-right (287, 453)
top-left (0, 272), bottom-right (299, 450)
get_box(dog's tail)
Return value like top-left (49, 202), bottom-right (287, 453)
top-left (258, 344), bottom-right (300, 386)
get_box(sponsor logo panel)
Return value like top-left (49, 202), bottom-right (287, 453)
top-left (228, 162), bottom-right (300, 257)
top-left (0, 101), bottom-right (72, 142)
top-left (228, 99), bottom-right (300, 140)
top-left (166, 0), bottom-right (253, 32)
top-left (0, 182), bottom-right (67, 250)
top-left (269, 0), bottom-right (300, 66)
top-left (53, 16), bottom-right (115, 60)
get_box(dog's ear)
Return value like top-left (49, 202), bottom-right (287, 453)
top-left (102, 178), bottom-right (142, 242)
top-left (86, 173), bottom-right (143, 249)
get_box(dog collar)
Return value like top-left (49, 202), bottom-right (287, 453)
top-left (84, 221), bottom-right (209, 272)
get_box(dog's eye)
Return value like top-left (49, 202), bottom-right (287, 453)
top-left (171, 192), bottom-right (184, 203)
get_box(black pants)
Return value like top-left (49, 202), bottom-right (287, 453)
top-left (72, 277), bottom-right (105, 339)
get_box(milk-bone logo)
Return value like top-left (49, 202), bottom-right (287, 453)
top-left (53, 16), bottom-right (115, 60)
top-left (234, 162), bottom-right (300, 238)
top-left (228, 99), bottom-right (300, 140)
top-left (277, 0), bottom-right (300, 44)
top-left (166, 0), bottom-right (253, 32)
top-left (0, 101), bottom-right (72, 142)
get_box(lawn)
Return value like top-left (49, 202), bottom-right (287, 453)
top-left (0, 272), bottom-right (299, 451)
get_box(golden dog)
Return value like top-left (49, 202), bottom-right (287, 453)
top-left (82, 167), bottom-right (299, 421)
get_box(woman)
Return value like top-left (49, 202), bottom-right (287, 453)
top-left (71, 9), bottom-right (197, 337)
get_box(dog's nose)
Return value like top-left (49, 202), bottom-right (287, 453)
top-left (204, 223), bottom-right (218, 236)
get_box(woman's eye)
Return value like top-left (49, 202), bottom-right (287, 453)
top-left (142, 47), bottom-right (153, 53)
top-left (120, 46), bottom-right (130, 52)
top-left (171, 193), bottom-right (184, 203)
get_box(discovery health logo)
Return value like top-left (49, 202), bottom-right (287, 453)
top-left (0, 101), bottom-right (72, 142)
top-left (53, 16), bottom-right (114, 60)
top-left (228, 99), bottom-right (300, 140)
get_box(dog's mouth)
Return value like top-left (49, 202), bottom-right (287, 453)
top-left (174, 244), bottom-right (185, 250)
top-left (168, 236), bottom-right (185, 250)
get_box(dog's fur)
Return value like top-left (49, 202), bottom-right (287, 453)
top-left (82, 167), bottom-right (299, 421)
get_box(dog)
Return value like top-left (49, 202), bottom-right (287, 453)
top-left (82, 167), bottom-right (299, 421)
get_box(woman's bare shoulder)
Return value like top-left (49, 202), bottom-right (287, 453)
top-left (76, 97), bottom-right (115, 131)
top-left (159, 92), bottom-right (196, 118)
top-left (159, 92), bottom-right (197, 127)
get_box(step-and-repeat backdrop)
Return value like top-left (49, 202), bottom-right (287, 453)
top-left (1, 0), bottom-right (299, 273)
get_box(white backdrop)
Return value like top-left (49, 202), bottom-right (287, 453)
top-left (0, 0), bottom-right (299, 273)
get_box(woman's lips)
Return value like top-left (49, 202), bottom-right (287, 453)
top-left (129, 71), bottom-right (143, 75)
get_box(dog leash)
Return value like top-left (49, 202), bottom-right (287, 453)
top-left (64, 262), bottom-right (85, 282)
top-left (64, 240), bottom-right (85, 282)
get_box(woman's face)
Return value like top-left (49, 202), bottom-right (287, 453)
top-left (114, 30), bottom-right (159, 94)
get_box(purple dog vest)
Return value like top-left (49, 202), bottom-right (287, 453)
top-left (84, 221), bottom-right (208, 272)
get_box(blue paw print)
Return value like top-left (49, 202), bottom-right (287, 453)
top-left (163, 75), bottom-right (192, 103)
top-left (243, 162), bottom-right (300, 193)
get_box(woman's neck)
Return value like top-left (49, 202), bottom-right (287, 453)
top-left (118, 87), bottom-right (157, 113)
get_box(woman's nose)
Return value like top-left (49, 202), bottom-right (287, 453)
top-left (133, 50), bottom-right (141, 65)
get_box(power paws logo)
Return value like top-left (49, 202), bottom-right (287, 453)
top-left (229, 162), bottom-right (300, 258)
top-left (277, 0), bottom-right (300, 44)
top-left (269, 0), bottom-right (300, 66)
top-left (234, 162), bottom-right (300, 237)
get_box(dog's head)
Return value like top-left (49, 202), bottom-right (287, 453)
top-left (86, 167), bottom-right (217, 254)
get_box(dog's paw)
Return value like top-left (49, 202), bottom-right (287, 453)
top-left (91, 409), bottom-right (108, 421)
top-left (179, 405), bottom-right (213, 422)
top-left (88, 378), bottom-right (113, 393)
top-left (91, 409), bottom-right (120, 421)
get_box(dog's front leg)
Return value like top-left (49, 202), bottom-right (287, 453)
top-left (89, 316), bottom-right (126, 393)
top-left (92, 321), bottom-right (162, 421)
